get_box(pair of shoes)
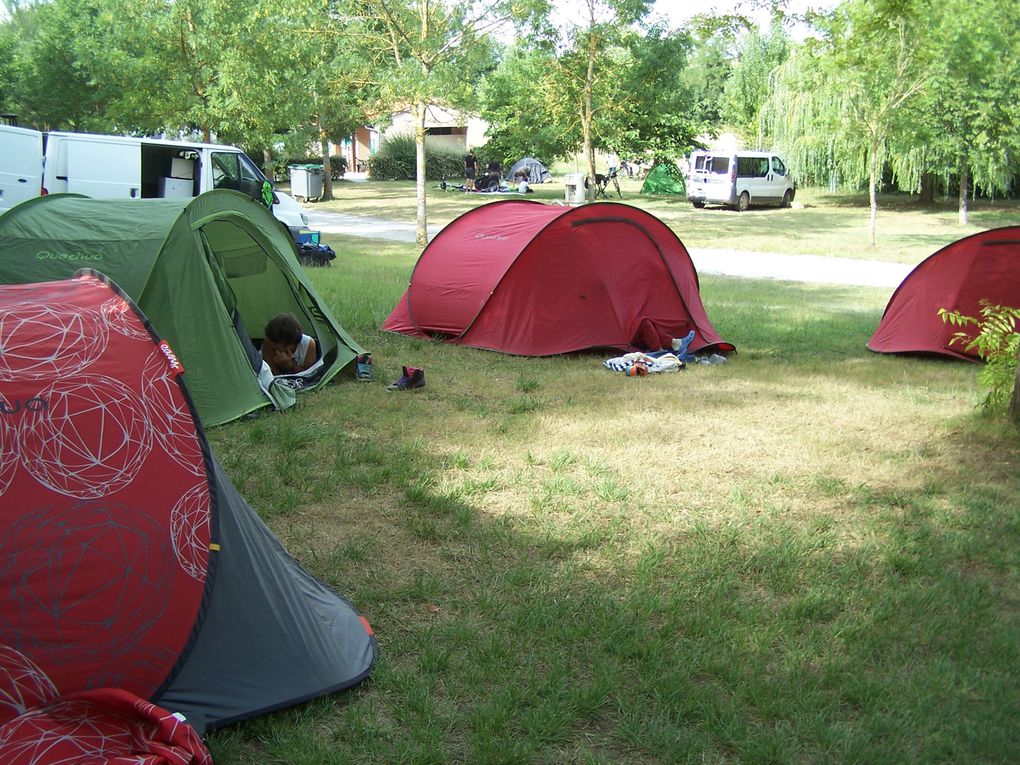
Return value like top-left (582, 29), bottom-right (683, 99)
top-left (355, 353), bottom-right (373, 381)
top-left (386, 366), bottom-right (425, 392)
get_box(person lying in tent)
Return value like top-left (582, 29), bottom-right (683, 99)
top-left (261, 313), bottom-right (317, 375)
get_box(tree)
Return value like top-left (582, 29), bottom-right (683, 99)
top-left (893, 0), bottom-right (1020, 225)
top-left (282, 0), bottom-right (382, 200)
top-left (0, 0), bottom-right (116, 131)
top-left (357, 0), bottom-right (545, 245)
top-left (480, 24), bottom-right (699, 169)
top-left (721, 20), bottom-right (789, 145)
top-left (763, 0), bottom-right (934, 246)
top-left (479, 46), bottom-right (575, 166)
top-left (546, 0), bottom-right (652, 201)
top-left (678, 16), bottom-right (740, 136)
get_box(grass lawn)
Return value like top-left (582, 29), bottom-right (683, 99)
top-left (203, 198), bottom-right (1020, 763)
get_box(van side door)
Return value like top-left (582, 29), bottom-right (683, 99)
top-left (0, 125), bottom-right (43, 212)
top-left (63, 138), bottom-right (141, 198)
top-left (735, 155), bottom-right (771, 205)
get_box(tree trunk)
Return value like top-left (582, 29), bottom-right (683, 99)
top-left (263, 148), bottom-right (273, 180)
top-left (583, 4), bottom-right (597, 203)
top-left (867, 135), bottom-right (880, 247)
top-left (919, 172), bottom-right (935, 205)
top-left (320, 129), bottom-right (333, 201)
top-left (959, 163), bottom-right (970, 226)
top-left (414, 99), bottom-right (429, 246)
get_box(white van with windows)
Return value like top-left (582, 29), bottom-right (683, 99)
top-left (0, 128), bottom-right (308, 232)
top-left (686, 150), bottom-right (795, 211)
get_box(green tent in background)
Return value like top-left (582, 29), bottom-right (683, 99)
top-left (641, 162), bottom-right (687, 195)
top-left (0, 190), bottom-right (363, 426)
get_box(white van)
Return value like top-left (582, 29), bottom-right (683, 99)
top-left (0, 129), bottom-right (308, 231)
top-left (686, 150), bottom-right (795, 211)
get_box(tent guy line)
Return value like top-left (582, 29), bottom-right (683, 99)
top-left (303, 209), bottom-right (913, 289)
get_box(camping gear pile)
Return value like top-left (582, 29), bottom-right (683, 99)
top-left (297, 241), bottom-right (337, 267)
top-left (0, 274), bottom-right (377, 746)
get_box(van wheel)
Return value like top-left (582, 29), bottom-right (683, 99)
top-left (737, 192), bottom-right (750, 212)
top-left (781, 190), bottom-right (793, 208)
top-left (691, 200), bottom-right (705, 209)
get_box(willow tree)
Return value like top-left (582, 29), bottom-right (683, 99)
top-left (722, 20), bottom-right (789, 146)
top-left (358, 0), bottom-right (548, 245)
top-left (762, 0), bottom-right (933, 246)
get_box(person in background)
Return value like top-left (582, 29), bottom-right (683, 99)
top-left (607, 151), bottom-right (620, 176)
top-left (516, 171), bottom-right (532, 194)
top-left (464, 150), bottom-right (477, 183)
top-left (261, 313), bottom-right (317, 375)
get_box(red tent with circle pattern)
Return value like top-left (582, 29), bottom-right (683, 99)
top-left (382, 200), bottom-right (733, 356)
top-left (0, 271), bottom-right (376, 734)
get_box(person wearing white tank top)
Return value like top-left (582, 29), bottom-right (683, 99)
top-left (261, 313), bottom-right (317, 375)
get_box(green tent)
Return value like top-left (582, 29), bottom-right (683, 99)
top-left (0, 190), bottom-right (363, 426)
top-left (640, 162), bottom-right (687, 195)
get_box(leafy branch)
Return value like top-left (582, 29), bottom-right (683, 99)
top-left (940, 301), bottom-right (1020, 423)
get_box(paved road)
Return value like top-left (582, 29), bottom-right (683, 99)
top-left (303, 209), bottom-right (913, 289)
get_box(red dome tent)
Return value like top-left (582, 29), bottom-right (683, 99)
top-left (868, 227), bottom-right (1020, 360)
top-left (383, 201), bottom-right (733, 356)
top-left (0, 271), bottom-right (376, 734)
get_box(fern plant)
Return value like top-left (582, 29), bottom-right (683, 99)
top-left (939, 301), bottom-right (1020, 420)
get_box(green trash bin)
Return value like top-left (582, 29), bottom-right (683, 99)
top-left (288, 164), bottom-right (324, 202)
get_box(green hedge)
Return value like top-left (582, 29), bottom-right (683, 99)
top-left (368, 133), bottom-right (465, 180)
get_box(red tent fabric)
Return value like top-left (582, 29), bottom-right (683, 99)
top-left (0, 274), bottom-right (211, 701)
top-left (868, 227), bottom-right (1020, 360)
top-left (383, 200), bottom-right (733, 356)
top-left (0, 271), bottom-right (376, 734)
top-left (0, 645), bottom-right (211, 764)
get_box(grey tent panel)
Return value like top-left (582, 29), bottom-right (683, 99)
top-left (155, 462), bottom-right (377, 733)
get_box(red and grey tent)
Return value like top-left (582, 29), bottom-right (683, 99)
top-left (868, 227), bottom-right (1020, 360)
top-left (383, 200), bottom-right (733, 356)
top-left (0, 271), bottom-right (376, 734)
